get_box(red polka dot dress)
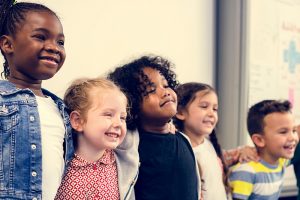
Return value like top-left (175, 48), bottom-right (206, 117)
top-left (55, 149), bottom-right (120, 200)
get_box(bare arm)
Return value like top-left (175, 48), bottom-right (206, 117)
top-left (223, 146), bottom-right (259, 166)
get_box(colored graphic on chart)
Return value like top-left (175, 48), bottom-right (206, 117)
top-left (288, 88), bottom-right (294, 107)
top-left (283, 40), bottom-right (300, 74)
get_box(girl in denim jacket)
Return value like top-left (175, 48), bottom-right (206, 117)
top-left (0, 1), bottom-right (74, 199)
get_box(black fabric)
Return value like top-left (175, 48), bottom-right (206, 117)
top-left (292, 144), bottom-right (300, 200)
top-left (134, 130), bottom-right (198, 200)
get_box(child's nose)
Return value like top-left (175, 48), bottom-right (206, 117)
top-left (293, 132), bottom-right (299, 143)
top-left (207, 108), bottom-right (214, 115)
top-left (161, 88), bottom-right (170, 97)
top-left (112, 117), bottom-right (122, 127)
top-left (45, 42), bottom-right (60, 54)
top-left (289, 131), bottom-right (299, 142)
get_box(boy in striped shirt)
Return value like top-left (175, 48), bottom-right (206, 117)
top-left (229, 100), bottom-right (299, 200)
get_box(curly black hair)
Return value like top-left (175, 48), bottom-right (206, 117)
top-left (247, 99), bottom-right (292, 136)
top-left (0, 0), bottom-right (58, 79)
top-left (107, 55), bottom-right (179, 131)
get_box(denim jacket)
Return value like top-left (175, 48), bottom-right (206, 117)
top-left (0, 80), bottom-right (74, 200)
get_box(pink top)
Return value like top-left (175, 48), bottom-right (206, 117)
top-left (55, 149), bottom-right (120, 200)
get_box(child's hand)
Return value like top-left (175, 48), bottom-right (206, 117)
top-left (223, 145), bottom-right (259, 166)
top-left (223, 149), bottom-right (239, 166)
top-left (238, 145), bottom-right (259, 163)
top-left (168, 122), bottom-right (176, 134)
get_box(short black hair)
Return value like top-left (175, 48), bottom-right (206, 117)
top-left (247, 100), bottom-right (292, 136)
top-left (0, 1), bottom-right (58, 78)
top-left (107, 55), bottom-right (179, 130)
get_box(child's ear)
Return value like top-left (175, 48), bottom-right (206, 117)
top-left (70, 111), bottom-right (84, 132)
top-left (0, 35), bottom-right (13, 54)
top-left (251, 133), bottom-right (265, 148)
top-left (175, 109), bottom-right (186, 120)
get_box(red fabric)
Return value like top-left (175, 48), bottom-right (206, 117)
top-left (55, 149), bottom-right (120, 200)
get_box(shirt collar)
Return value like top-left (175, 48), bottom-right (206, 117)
top-left (72, 149), bottom-right (116, 167)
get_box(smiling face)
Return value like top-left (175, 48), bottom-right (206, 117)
top-left (177, 90), bottom-right (218, 142)
top-left (5, 11), bottom-right (65, 83)
top-left (254, 112), bottom-right (299, 164)
top-left (74, 88), bottom-right (127, 157)
top-left (139, 67), bottom-right (177, 128)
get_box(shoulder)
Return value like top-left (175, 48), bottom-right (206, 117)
top-left (229, 162), bottom-right (256, 199)
top-left (116, 129), bottom-right (139, 151)
top-left (42, 88), bottom-right (62, 102)
top-left (115, 129), bottom-right (139, 166)
top-left (229, 161), bottom-right (258, 187)
top-left (176, 131), bottom-right (191, 142)
top-left (0, 80), bottom-right (18, 94)
top-left (230, 161), bottom-right (256, 175)
top-left (279, 158), bottom-right (289, 167)
top-left (176, 131), bottom-right (195, 149)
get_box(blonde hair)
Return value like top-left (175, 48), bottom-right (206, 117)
top-left (64, 77), bottom-right (127, 121)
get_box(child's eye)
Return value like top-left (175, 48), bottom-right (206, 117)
top-left (120, 115), bottom-right (127, 121)
top-left (146, 85), bottom-right (156, 95)
top-left (199, 104), bottom-right (208, 109)
top-left (279, 130), bottom-right (288, 134)
top-left (213, 107), bottom-right (218, 111)
top-left (293, 128), bottom-right (298, 134)
top-left (57, 40), bottom-right (65, 46)
top-left (103, 112), bottom-right (113, 118)
top-left (33, 34), bottom-right (46, 40)
top-left (147, 89), bottom-right (156, 94)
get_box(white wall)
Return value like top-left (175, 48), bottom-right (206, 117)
top-left (1, 0), bottom-right (215, 97)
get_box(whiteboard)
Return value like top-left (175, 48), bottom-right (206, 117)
top-left (247, 0), bottom-right (300, 125)
top-left (245, 0), bottom-right (300, 196)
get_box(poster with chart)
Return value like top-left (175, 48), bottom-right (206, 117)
top-left (246, 0), bottom-right (300, 195)
top-left (247, 0), bottom-right (300, 122)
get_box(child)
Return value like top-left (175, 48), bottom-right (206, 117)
top-left (0, 1), bottom-right (74, 199)
top-left (55, 77), bottom-right (138, 200)
top-left (108, 55), bottom-right (200, 200)
top-left (293, 146), bottom-right (300, 200)
top-left (173, 82), bottom-right (258, 200)
top-left (291, 124), bottom-right (300, 200)
top-left (229, 100), bottom-right (299, 200)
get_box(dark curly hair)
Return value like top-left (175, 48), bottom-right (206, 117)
top-left (0, 0), bottom-right (58, 79)
top-left (247, 99), bottom-right (292, 136)
top-left (107, 55), bottom-right (179, 131)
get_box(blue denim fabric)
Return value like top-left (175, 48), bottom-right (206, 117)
top-left (0, 80), bottom-right (74, 200)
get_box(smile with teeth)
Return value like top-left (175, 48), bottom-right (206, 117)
top-left (40, 56), bottom-right (59, 64)
top-left (283, 144), bottom-right (295, 150)
top-left (105, 132), bottom-right (119, 139)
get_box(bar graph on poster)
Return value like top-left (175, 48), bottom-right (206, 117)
top-left (246, 0), bottom-right (300, 196)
